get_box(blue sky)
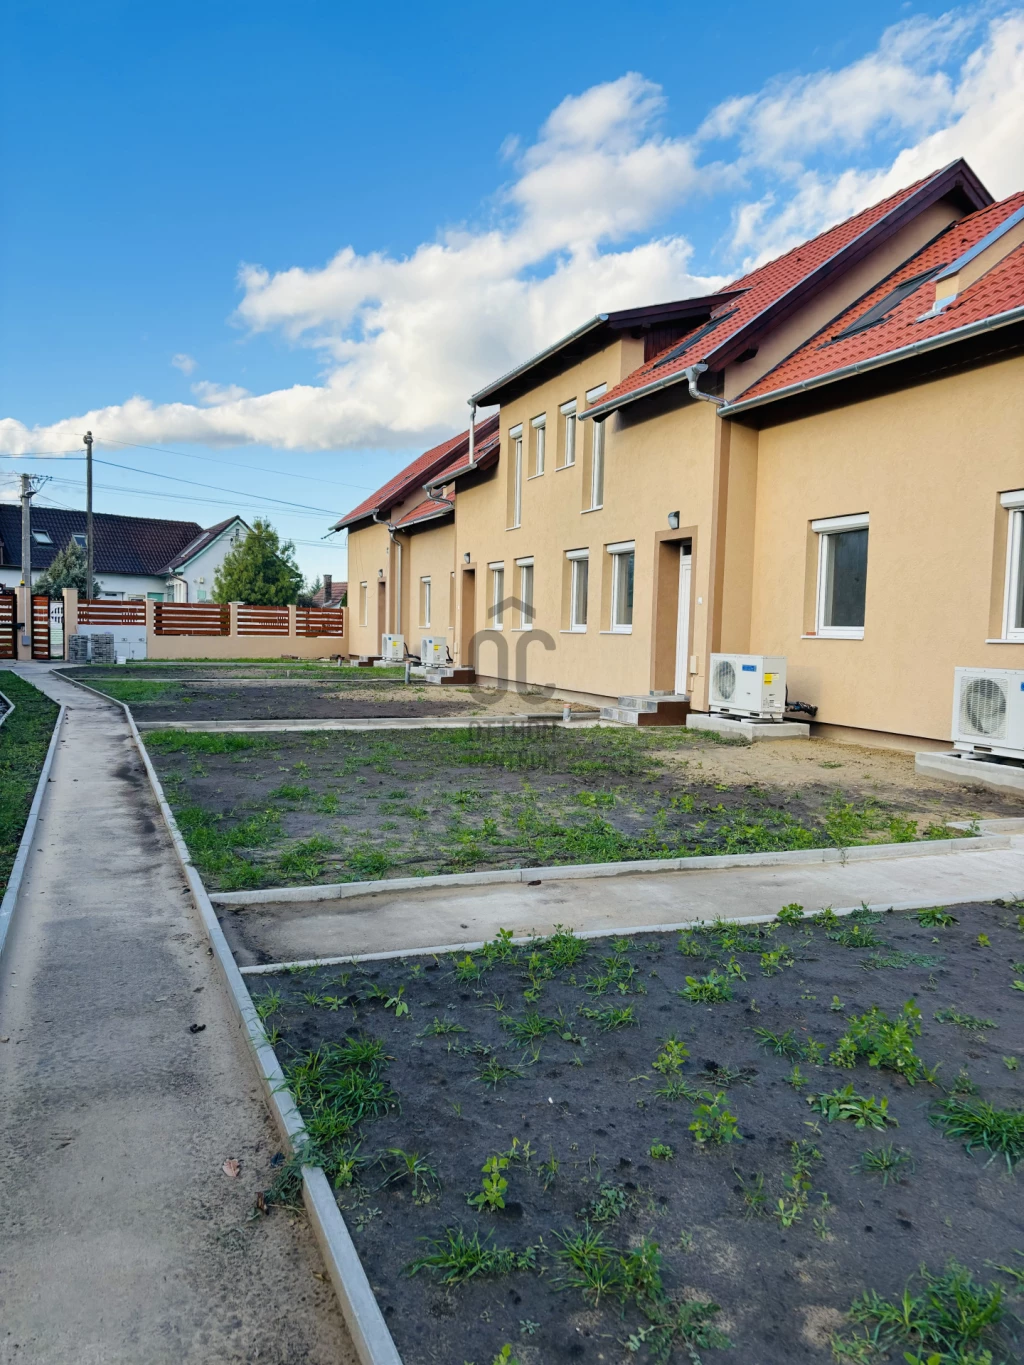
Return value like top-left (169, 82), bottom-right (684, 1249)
top-left (2, 0), bottom-right (1022, 580)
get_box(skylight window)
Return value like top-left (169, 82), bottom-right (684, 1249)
top-left (650, 310), bottom-right (736, 369)
top-left (830, 267), bottom-right (945, 341)
top-left (72, 533), bottom-right (87, 548)
top-left (31, 529), bottom-right (53, 544)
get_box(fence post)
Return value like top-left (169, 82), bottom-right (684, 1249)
top-left (288, 603), bottom-right (297, 644)
top-left (63, 587), bottom-right (79, 660)
top-left (145, 597), bottom-right (156, 654)
top-left (229, 601), bottom-right (239, 640)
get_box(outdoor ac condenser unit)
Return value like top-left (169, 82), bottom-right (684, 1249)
top-left (708, 654), bottom-right (787, 719)
top-left (420, 636), bottom-right (447, 666)
top-left (952, 667), bottom-right (1024, 759)
top-left (380, 633), bottom-right (405, 662)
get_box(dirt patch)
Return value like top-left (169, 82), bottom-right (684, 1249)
top-left (143, 726), bottom-right (1023, 892)
top-left (254, 901), bottom-right (1024, 1364)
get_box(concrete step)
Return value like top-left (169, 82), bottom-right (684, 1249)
top-left (601, 701), bottom-right (690, 727)
top-left (424, 667), bottom-right (476, 685)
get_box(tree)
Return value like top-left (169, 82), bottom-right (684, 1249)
top-left (296, 575), bottom-right (323, 608)
top-left (33, 540), bottom-right (103, 599)
top-left (212, 518), bottom-right (304, 605)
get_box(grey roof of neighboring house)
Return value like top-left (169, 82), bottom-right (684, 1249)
top-left (0, 506), bottom-right (245, 576)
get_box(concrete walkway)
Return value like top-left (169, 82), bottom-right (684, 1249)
top-left (219, 837), bottom-right (1024, 968)
top-left (0, 666), bottom-right (356, 1365)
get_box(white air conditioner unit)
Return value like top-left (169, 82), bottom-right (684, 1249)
top-left (952, 667), bottom-right (1024, 758)
top-left (380, 633), bottom-right (405, 662)
top-left (709, 653), bottom-right (787, 719)
top-left (420, 636), bottom-right (447, 666)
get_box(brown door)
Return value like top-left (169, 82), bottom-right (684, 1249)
top-left (31, 595), bottom-right (50, 660)
top-left (460, 569), bottom-right (476, 667)
top-left (0, 592), bottom-right (14, 659)
top-left (376, 581), bottom-right (387, 654)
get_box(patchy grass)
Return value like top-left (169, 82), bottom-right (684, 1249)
top-left (0, 672), bottom-right (59, 895)
top-left (254, 900), bottom-right (1024, 1364)
top-left (143, 726), bottom-right (968, 891)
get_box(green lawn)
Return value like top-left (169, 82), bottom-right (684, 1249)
top-left (0, 673), bottom-right (60, 896)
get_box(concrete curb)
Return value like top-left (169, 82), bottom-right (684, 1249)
top-left (916, 748), bottom-right (1024, 795)
top-left (0, 700), bottom-right (66, 966)
top-left (111, 697), bottom-right (403, 1364)
top-left (234, 897), bottom-right (957, 976)
top-left (210, 831), bottom-right (1012, 906)
top-left (135, 711), bottom-right (575, 734)
top-left (0, 688), bottom-right (15, 731)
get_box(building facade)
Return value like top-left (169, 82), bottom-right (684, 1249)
top-left (337, 160), bottom-right (1024, 745)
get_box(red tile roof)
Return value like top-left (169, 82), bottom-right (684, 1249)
top-left (727, 192), bottom-right (1024, 410)
top-left (393, 497), bottom-right (454, 529)
top-left (583, 160), bottom-right (990, 421)
top-left (429, 423), bottom-right (502, 484)
top-left (333, 414), bottom-right (500, 530)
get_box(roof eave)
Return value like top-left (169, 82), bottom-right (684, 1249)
top-left (720, 304), bottom-right (1024, 418)
top-left (579, 366), bottom-right (692, 421)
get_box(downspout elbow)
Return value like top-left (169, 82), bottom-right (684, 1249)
top-left (683, 363), bottom-right (722, 406)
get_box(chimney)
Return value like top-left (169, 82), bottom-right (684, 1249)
top-left (323, 573), bottom-right (332, 603)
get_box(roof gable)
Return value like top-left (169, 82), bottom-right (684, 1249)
top-left (583, 159), bottom-right (991, 422)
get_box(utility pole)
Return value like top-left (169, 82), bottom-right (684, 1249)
top-left (19, 473), bottom-right (36, 656)
top-left (83, 430), bottom-right (94, 601)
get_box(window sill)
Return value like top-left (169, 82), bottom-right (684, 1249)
top-left (601, 627), bottom-right (633, 635)
top-left (527, 472), bottom-right (545, 481)
top-left (561, 627), bottom-right (587, 634)
top-left (506, 524), bottom-right (521, 531)
top-left (581, 504), bottom-right (603, 514)
top-left (986, 637), bottom-right (1024, 644)
top-left (801, 631), bottom-right (864, 640)
top-left (556, 461), bottom-right (576, 471)
top-left (511, 627), bottom-right (535, 633)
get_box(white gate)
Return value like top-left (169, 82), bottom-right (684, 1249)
top-left (49, 599), bottom-right (64, 660)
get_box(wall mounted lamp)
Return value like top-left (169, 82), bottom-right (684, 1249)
top-left (667, 511), bottom-right (680, 530)
top-left (463, 552), bottom-right (471, 563)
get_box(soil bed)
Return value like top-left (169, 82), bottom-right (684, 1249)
top-left (144, 725), bottom-right (1021, 892)
top-left (256, 900), bottom-right (1024, 1364)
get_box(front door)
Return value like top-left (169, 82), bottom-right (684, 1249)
top-left (674, 552), bottom-right (691, 695)
top-left (460, 569), bottom-right (476, 667)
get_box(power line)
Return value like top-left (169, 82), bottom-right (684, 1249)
top-left (92, 457), bottom-right (340, 515)
top-left (96, 437), bottom-right (374, 493)
top-left (36, 473), bottom-right (336, 520)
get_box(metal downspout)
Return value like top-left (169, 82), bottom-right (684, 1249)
top-left (683, 363), bottom-right (723, 405)
top-left (372, 507), bottom-right (402, 640)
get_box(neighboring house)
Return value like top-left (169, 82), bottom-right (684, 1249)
top-left (336, 158), bottom-right (1024, 745)
top-left (310, 574), bottom-right (347, 608)
top-left (0, 508), bottom-right (250, 601)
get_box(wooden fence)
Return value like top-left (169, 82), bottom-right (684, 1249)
top-left (154, 603), bottom-right (230, 636)
top-left (296, 608), bottom-right (346, 638)
top-left (237, 605), bottom-right (290, 636)
top-left (78, 599), bottom-right (146, 626)
top-left (0, 592), bottom-right (14, 660)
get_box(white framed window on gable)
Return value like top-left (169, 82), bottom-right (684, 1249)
top-left (515, 556), bottom-right (534, 630)
top-left (489, 562), bottom-right (505, 628)
top-left (530, 414), bottom-right (546, 476)
top-left (509, 424), bottom-right (523, 528)
top-left (1001, 490), bottom-right (1024, 641)
top-left (359, 581), bottom-right (368, 627)
top-left (608, 540), bottom-right (634, 633)
top-left (584, 384), bottom-right (607, 511)
top-left (566, 549), bottom-right (589, 631)
top-left (560, 400), bottom-right (577, 467)
top-left (812, 513), bottom-right (869, 639)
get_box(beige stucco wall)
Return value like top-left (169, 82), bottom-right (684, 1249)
top-left (345, 521), bottom-right (391, 656)
top-left (147, 633), bottom-right (342, 660)
top-left (400, 520), bottom-right (456, 652)
top-left (449, 338), bottom-right (720, 702)
top-left (746, 354), bottom-right (1024, 741)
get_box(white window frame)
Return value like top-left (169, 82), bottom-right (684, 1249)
top-left (588, 419), bottom-right (606, 511)
top-left (531, 413), bottom-right (546, 476)
top-left (359, 581), bottom-right (368, 627)
top-left (566, 548), bottom-right (589, 632)
top-left (1001, 490), bottom-right (1024, 641)
top-left (420, 575), bottom-right (431, 627)
top-left (560, 400), bottom-right (577, 467)
top-left (509, 424), bottom-right (523, 528)
top-left (607, 539), bottom-right (635, 633)
top-left (812, 513), bottom-right (869, 640)
top-left (515, 555), bottom-right (534, 631)
top-left (488, 562), bottom-right (505, 628)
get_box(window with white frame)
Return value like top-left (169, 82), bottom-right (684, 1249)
top-left (516, 556), bottom-right (534, 629)
top-left (560, 400), bottom-right (577, 466)
top-left (1001, 490), bottom-right (1024, 640)
top-left (589, 420), bottom-right (606, 510)
top-left (419, 576), bottom-right (431, 627)
top-left (359, 581), bottom-right (368, 626)
top-left (567, 549), bottom-right (588, 631)
top-left (608, 540), bottom-right (634, 632)
top-left (531, 414), bottom-right (546, 476)
top-left (489, 562), bottom-right (504, 627)
top-left (812, 513), bottom-right (869, 638)
top-left (509, 424), bottom-right (523, 527)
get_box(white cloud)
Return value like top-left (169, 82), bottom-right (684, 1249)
top-left (171, 352), bottom-right (197, 375)
top-left (3, 7), bottom-right (1023, 456)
